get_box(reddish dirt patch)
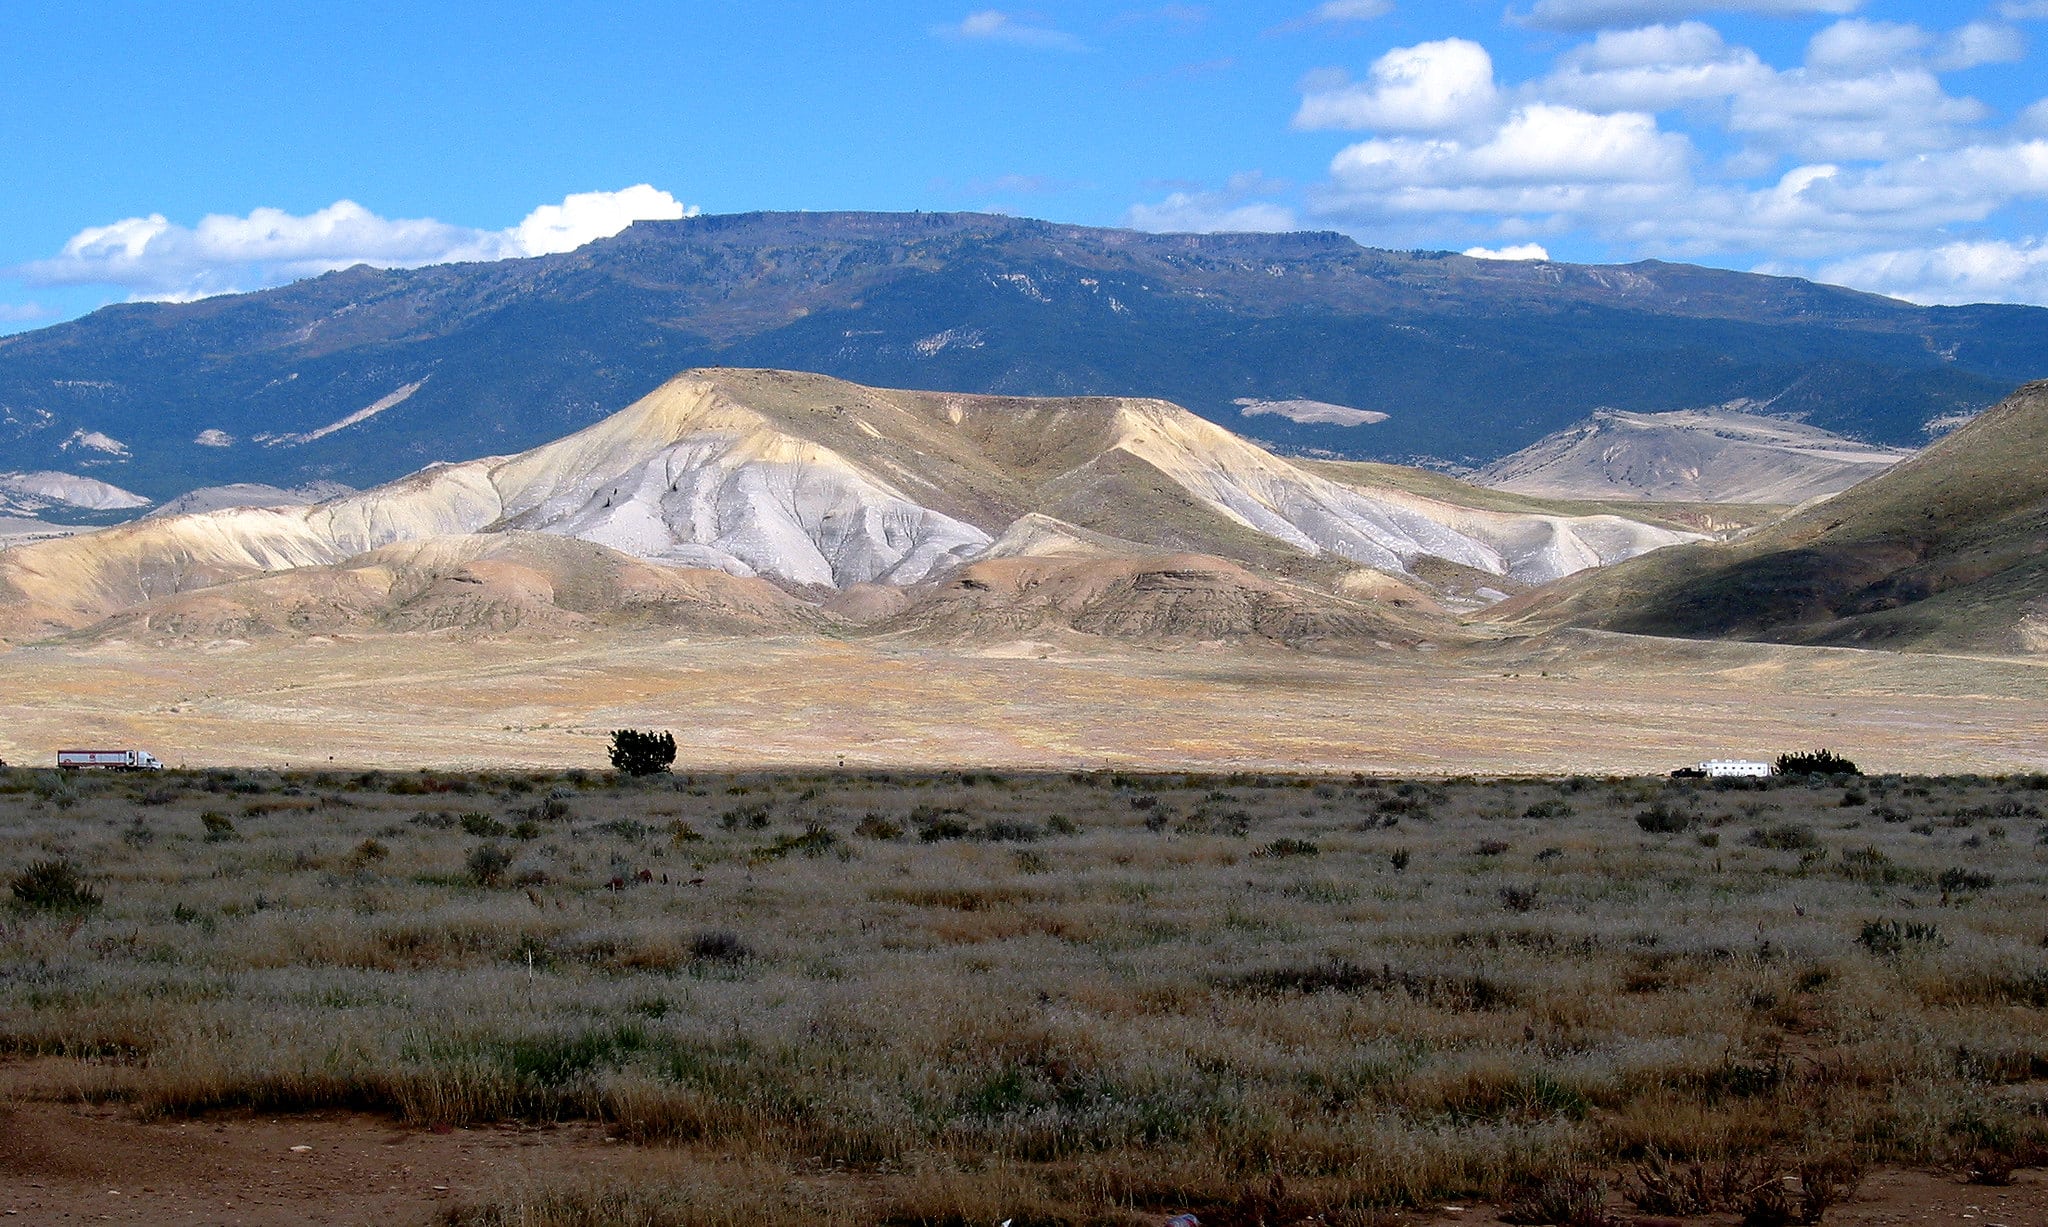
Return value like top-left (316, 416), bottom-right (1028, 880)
top-left (0, 1101), bottom-right (634, 1226)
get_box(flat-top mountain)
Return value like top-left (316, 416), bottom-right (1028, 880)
top-left (1500, 380), bottom-right (2048, 653)
top-left (0, 369), bottom-right (1701, 648)
top-left (1, 211), bottom-right (2039, 500)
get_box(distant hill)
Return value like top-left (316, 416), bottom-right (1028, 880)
top-left (1499, 380), bottom-right (2048, 653)
top-left (144, 480), bottom-right (356, 519)
top-left (0, 470), bottom-right (149, 518)
top-left (0, 210), bottom-right (2039, 500)
top-left (1478, 407), bottom-right (1913, 505)
top-left (0, 368), bottom-right (1700, 648)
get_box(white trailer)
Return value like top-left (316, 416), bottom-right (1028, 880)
top-left (1700, 759), bottom-right (1772, 778)
top-left (56, 748), bottom-right (164, 771)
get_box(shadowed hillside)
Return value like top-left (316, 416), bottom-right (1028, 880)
top-left (1498, 380), bottom-right (2048, 653)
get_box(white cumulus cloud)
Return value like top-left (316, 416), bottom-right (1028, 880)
top-left (1539, 21), bottom-right (1770, 111)
top-left (19, 186), bottom-right (696, 302)
top-left (1290, 10), bottom-right (2048, 303)
top-left (1464, 243), bottom-right (1552, 260)
top-left (1933, 22), bottom-right (2025, 70)
top-left (1294, 38), bottom-right (1501, 132)
top-left (1316, 104), bottom-right (1691, 240)
top-left (1634, 140), bottom-right (2048, 258)
top-left (1728, 64), bottom-right (1987, 160)
top-left (512, 184), bottom-right (692, 256)
top-left (1804, 19), bottom-right (1929, 73)
top-left (1815, 239), bottom-right (2048, 305)
top-left (1330, 105), bottom-right (1688, 192)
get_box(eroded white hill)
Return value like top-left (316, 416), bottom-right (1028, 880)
top-left (0, 471), bottom-right (150, 517)
top-left (0, 369), bottom-right (1706, 641)
top-left (1104, 401), bottom-right (1697, 585)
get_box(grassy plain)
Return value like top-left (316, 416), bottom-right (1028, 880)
top-left (0, 631), bottom-right (2045, 775)
top-left (4, 763), bottom-right (2047, 1224)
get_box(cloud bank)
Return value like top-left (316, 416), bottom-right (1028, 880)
top-left (22, 186), bottom-right (695, 301)
top-left (1278, 13), bottom-right (2048, 305)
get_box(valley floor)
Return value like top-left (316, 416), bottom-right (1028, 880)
top-left (0, 630), bottom-right (2043, 775)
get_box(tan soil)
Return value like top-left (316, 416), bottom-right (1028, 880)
top-left (0, 630), bottom-right (2044, 775)
top-left (0, 1100), bottom-right (637, 1225)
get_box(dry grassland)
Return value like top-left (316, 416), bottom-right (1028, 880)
top-left (5, 763), bottom-right (2047, 1224)
top-left (0, 629), bottom-right (2044, 774)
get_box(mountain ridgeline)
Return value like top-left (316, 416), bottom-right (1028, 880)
top-left (1, 211), bottom-right (2041, 500)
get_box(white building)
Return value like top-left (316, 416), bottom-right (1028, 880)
top-left (1700, 759), bottom-right (1772, 778)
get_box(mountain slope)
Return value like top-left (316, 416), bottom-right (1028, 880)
top-left (874, 553), bottom-right (1433, 650)
top-left (0, 471), bottom-right (150, 518)
top-left (69, 533), bottom-right (816, 643)
top-left (1497, 380), bottom-right (2048, 653)
top-left (0, 369), bottom-right (1702, 643)
top-left (0, 211), bottom-right (2037, 499)
top-left (1478, 408), bottom-right (1913, 504)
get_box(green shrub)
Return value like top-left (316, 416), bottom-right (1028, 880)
top-left (459, 812), bottom-right (508, 837)
top-left (608, 729), bottom-right (676, 776)
top-left (467, 843), bottom-right (514, 887)
top-left (978, 819), bottom-right (1042, 843)
top-left (1635, 803), bottom-right (1693, 833)
top-left (854, 813), bottom-right (903, 840)
top-left (1776, 748), bottom-right (1861, 776)
top-left (9, 858), bottom-right (101, 912)
top-left (720, 803), bottom-right (770, 831)
top-left (753, 824), bottom-right (839, 861)
top-left (1502, 1170), bottom-right (1607, 1226)
top-left (1858, 918), bottom-right (1943, 956)
top-left (1746, 822), bottom-right (1819, 851)
top-left (689, 930), bottom-right (750, 963)
top-left (1939, 866), bottom-right (1995, 893)
top-left (1257, 838), bottom-right (1319, 858)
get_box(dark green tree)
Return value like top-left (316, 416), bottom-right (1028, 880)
top-left (1774, 748), bottom-right (1861, 776)
top-left (609, 728), bottom-right (677, 776)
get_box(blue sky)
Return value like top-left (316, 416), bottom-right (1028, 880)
top-left (4, 0), bottom-right (2046, 333)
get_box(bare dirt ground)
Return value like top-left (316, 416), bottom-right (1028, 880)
top-left (4, 1092), bottom-right (2042, 1226)
top-left (0, 629), bottom-right (2043, 775)
top-left (0, 1099), bottom-right (632, 1225)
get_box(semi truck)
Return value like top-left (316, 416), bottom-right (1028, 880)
top-left (56, 748), bottom-right (164, 771)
